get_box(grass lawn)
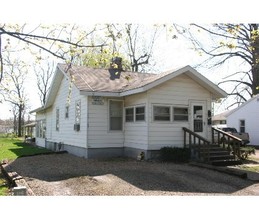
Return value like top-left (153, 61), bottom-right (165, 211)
top-left (0, 136), bottom-right (52, 162)
top-left (0, 136), bottom-right (52, 196)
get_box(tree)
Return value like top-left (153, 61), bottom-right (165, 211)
top-left (185, 24), bottom-right (259, 108)
top-left (76, 24), bottom-right (162, 72)
top-left (34, 61), bottom-right (55, 106)
top-left (0, 55), bottom-right (28, 137)
top-left (0, 23), bottom-right (106, 82)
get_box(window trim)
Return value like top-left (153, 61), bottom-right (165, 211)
top-left (109, 99), bottom-right (124, 131)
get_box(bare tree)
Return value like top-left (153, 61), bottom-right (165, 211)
top-left (185, 23), bottom-right (259, 108)
top-left (34, 61), bottom-right (55, 106)
top-left (0, 23), bottom-right (106, 82)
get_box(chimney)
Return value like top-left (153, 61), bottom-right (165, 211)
top-left (110, 57), bottom-right (123, 71)
top-left (109, 57), bottom-right (123, 80)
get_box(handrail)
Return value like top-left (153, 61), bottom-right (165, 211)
top-left (212, 127), bottom-right (242, 159)
top-left (183, 127), bottom-right (210, 147)
top-left (183, 127), bottom-right (211, 162)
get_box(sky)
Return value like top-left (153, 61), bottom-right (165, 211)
top-left (1, 1), bottom-right (259, 121)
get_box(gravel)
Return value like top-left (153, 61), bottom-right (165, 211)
top-left (4, 153), bottom-right (259, 196)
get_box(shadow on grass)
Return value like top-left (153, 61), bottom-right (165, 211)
top-left (9, 142), bottom-right (53, 158)
top-left (4, 153), bottom-right (257, 195)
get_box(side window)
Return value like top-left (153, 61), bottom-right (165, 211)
top-left (65, 105), bottom-right (69, 119)
top-left (135, 106), bottom-right (145, 121)
top-left (125, 107), bottom-right (134, 122)
top-left (153, 106), bottom-right (170, 121)
top-left (56, 108), bottom-right (59, 131)
top-left (240, 120), bottom-right (245, 133)
top-left (74, 100), bottom-right (81, 131)
top-left (173, 107), bottom-right (188, 121)
top-left (109, 100), bottom-right (123, 131)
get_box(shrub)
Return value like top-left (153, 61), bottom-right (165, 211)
top-left (160, 147), bottom-right (190, 163)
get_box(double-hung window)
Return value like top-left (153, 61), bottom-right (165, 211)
top-left (153, 106), bottom-right (170, 121)
top-left (109, 100), bottom-right (123, 131)
top-left (74, 100), bottom-right (81, 131)
top-left (173, 107), bottom-right (188, 121)
top-left (135, 106), bottom-right (145, 121)
top-left (240, 120), bottom-right (245, 133)
top-left (125, 107), bottom-right (134, 122)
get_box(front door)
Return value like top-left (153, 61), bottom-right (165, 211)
top-left (190, 101), bottom-right (207, 138)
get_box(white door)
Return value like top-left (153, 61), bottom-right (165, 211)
top-left (190, 101), bottom-right (207, 138)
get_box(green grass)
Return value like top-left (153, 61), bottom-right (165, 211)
top-left (0, 136), bottom-right (52, 162)
top-left (0, 173), bottom-right (9, 196)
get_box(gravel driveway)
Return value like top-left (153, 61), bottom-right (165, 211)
top-left (4, 153), bottom-right (259, 196)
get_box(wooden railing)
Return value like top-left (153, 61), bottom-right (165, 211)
top-left (211, 127), bottom-right (242, 159)
top-left (183, 127), bottom-right (211, 162)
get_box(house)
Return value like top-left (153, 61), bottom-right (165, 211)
top-left (31, 60), bottom-right (227, 159)
top-left (224, 95), bottom-right (259, 146)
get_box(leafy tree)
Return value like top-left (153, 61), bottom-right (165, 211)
top-left (185, 24), bottom-right (259, 108)
top-left (0, 55), bottom-right (28, 136)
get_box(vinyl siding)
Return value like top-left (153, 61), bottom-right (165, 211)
top-left (124, 93), bottom-right (148, 150)
top-left (88, 97), bottom-right (124, 148)
top-left (45, 73), bottom-right (88, 148)
top-left (227, 97), bottom-right (259, 145)
top-left (147, 73), bottom-right (212, 149)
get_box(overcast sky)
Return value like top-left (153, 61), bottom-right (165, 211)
top-left (1, 0), bottom-right (259, 120)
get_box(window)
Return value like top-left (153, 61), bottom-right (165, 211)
top-left (56, 108), bottom-right (59, 131)
top-left (74, 100), bottom-right (81, 131)
top-left (153, 106), bottom-right (170, 121)
top-left (125, 107), bottom-right (134, 122)
top-left (135, 106), bottom-right (145, 121)
top-left (65, 105), bottom-right (69, 119)
top-left (36, 120), bottom-right (46, 138)
top-left (173, 107), bottom-right (188, 121)
top-left (109, 100), bottom-right (123, 130)
top-left (240, 120), bottom-right (245, 133)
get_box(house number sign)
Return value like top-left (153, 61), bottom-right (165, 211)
top-left (92, 96), bottom-right (104, 105)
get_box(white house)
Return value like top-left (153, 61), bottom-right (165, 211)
top-left (225, 95), bottom-right (259, 146)
top-left (31, 60), bottom-right (226, 159)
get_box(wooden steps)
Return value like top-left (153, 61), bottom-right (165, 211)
top-left (192, 144), bottom-right (242, 166)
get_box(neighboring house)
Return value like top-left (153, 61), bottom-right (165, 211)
top-left (211, 110), bottom-right (232, 128)
top-left (31, 60), bottom-right (226, 159)
top-left (225, 95), bottom-right (259, 146)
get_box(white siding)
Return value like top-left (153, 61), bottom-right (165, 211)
top-left (227, 97), bottom-right (259, 145)
top-left (45, 72), bottom-right (88, 148)
top-left (124, 93), bottom-right (148, 150)
top-left (35, 112), bottom-right (46, 147)
top-left (147, 73), bottom-right (212, 149)
top-left (88, 97), bottom-right (124, 148)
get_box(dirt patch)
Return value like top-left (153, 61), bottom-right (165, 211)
top-left (4, 153), bottom-right (259, 196)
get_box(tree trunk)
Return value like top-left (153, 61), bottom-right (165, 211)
top-left (17, 104), bottom-right (24, 137)
top-left (251, 24), bottom-right (259, 95)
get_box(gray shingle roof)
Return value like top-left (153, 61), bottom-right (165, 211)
top-left (58, 63), bottom-right (173, 93)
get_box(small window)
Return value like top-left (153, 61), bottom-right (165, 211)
top-left (240, 120), bottom-right (245, 133)
top-left (174, 107), bottom-right (188, 121)
top-left (36, 120), bottom-right (46, 138)
top-left (125, 108), bottom-right (134, 122)
top-left (56, 108), bottom-right (59, 131)
top-left (65, 105), bottom-right (69, 119)
top-left (153, 106), bottom-right (170, 121)
top-left (109, 100), bottom-right (123, 131)
top-left (135, 106), bottom-right (145, 121)
top-left (74, 100), bottom-right (81, 131)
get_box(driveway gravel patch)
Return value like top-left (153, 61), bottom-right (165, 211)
top-left (3, 153), bottom-right (259, 196)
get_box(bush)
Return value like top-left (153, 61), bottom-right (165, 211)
top-left (160, 147), bottom-right (190, 163)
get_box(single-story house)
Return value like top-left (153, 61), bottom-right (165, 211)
top-left (224, 95), bottom-right (259, 146)
top-left (31, 59), bottom-right (227, 159)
